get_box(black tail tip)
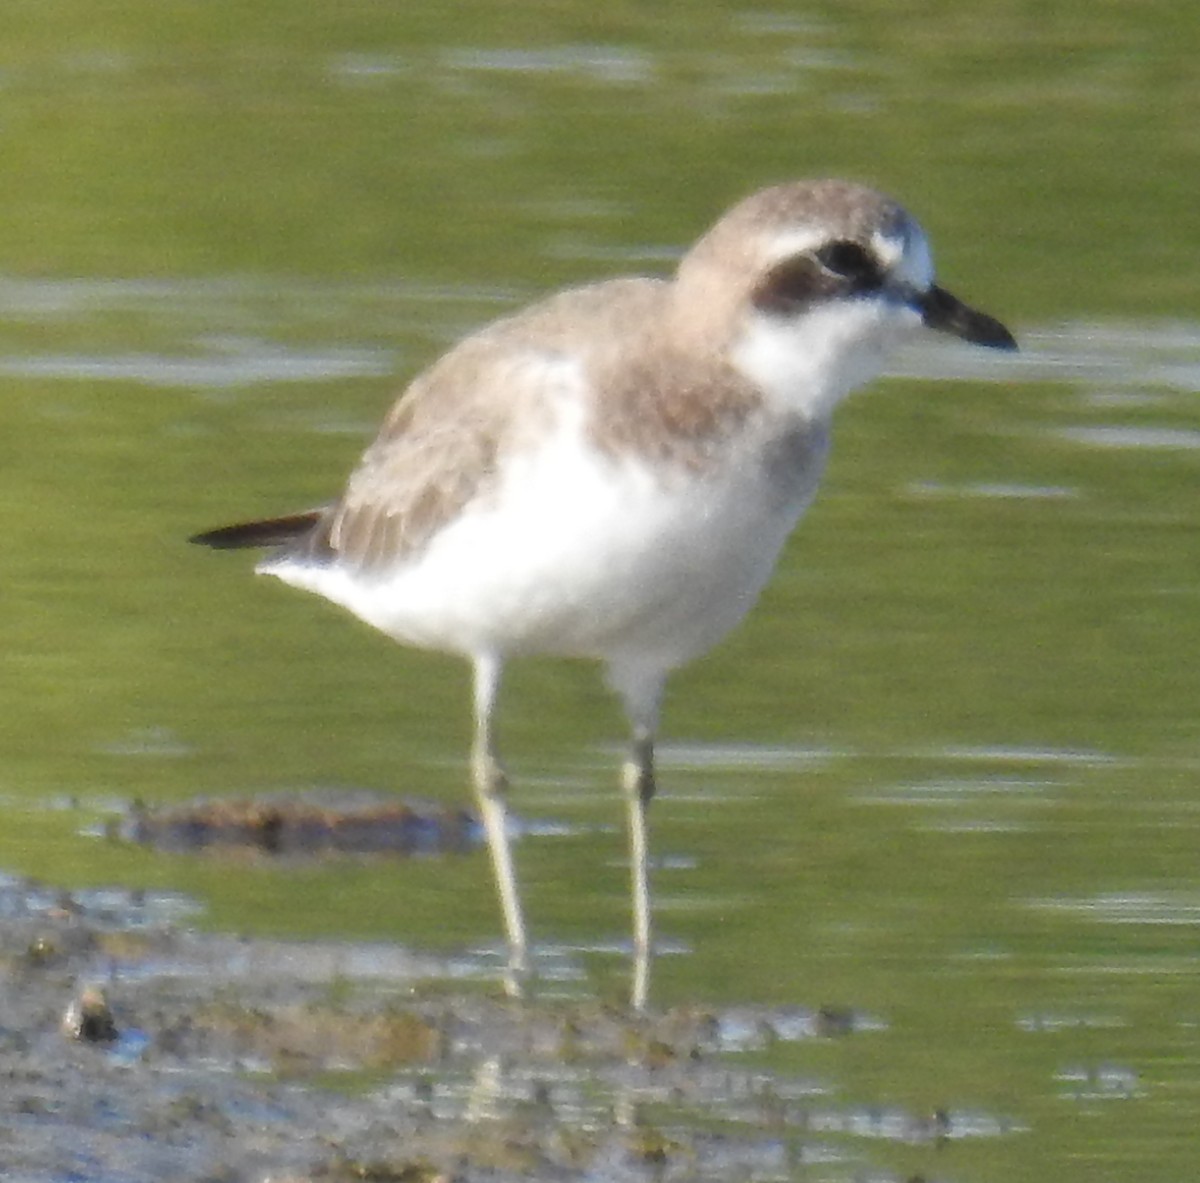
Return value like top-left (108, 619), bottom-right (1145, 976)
top-left (189, 525), bottom-right (245, 549)
top-left (189, 511), bottom-right (322, 551)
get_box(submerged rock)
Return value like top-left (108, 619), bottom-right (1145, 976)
top-left (61, 985), bottom-right (118, 1042)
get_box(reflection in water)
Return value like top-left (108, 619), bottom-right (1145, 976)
top-left (1027, 891), bottom-right (1200, 926)
top-left (909, 480), bottom-right (1078, 500)
top-left (0, 342), bottom-right (391, 388)
top-left (860, 777), bottom-right (1058, 804)
top-left (651, 740), bottom-right (843, 773)
top-left (1053, 424), bottom-right (1200, 450)
top-left (1055, 1063), bottom-right (1141, 1100)
top-left (1017, 1012), bottom-right (1125, 1031)
top-left (440, 45), bottom-right (655, 84)
top-left (918, 746), bottom-right (1121, 767)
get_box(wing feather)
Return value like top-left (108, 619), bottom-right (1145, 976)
top-left (316, 279), bottom-right (666, 571)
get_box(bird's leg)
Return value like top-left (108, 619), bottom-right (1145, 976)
top-left (470, 654), bottom-right (528, 996)
top-left (622, 726), bottom-right (656, 1013)
top-left (609, 663), bottom-right (665, 1013)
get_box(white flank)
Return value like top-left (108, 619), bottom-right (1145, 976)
top-left (267, 387), bottom-right (816, 673)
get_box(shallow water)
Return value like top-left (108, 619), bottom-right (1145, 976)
top-left (3, 3), bottom-right (1200, 1181)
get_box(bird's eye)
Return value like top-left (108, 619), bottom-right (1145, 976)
top-left (814, 240), bottom-right (877, 283)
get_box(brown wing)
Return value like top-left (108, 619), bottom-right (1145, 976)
top-left (321, 363), bottom-right (516, 571)
top-left (309, 278), bottom-right (671, 573)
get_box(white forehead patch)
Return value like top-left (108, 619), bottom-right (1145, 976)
top-left (874, 221), bottom-right (935, 290)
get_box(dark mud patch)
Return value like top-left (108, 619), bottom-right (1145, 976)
top-left (0, 872), bottom-right (1023, 1182)
top-left (113, 789), bottom-right (481, 856)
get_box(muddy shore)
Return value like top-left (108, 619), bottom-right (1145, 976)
top-left (0, 860), bottom-right (971, 1182)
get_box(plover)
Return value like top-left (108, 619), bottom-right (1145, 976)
top-left (192, 179), bottom-right (1016, 1008)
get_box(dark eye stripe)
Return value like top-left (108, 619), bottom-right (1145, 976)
top-left (750, 256), bottom-right (823, 315)
top-left (750, 239), bottom-right (882, 316)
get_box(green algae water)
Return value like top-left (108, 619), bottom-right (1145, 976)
top-left (2, 4), bottom-right (1199, 1180)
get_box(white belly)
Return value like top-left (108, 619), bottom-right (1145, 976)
top-left (263, 414), bottom-right (828, 672)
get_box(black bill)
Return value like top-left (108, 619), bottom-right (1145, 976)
top-left (917, 284), bottom-right (1017, 351)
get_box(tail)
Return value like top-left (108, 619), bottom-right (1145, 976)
top-left (190, 510), bottom-right (324, 551)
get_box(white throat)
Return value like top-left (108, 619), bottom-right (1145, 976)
top-left (730, 296), bottom-right (920, 422)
